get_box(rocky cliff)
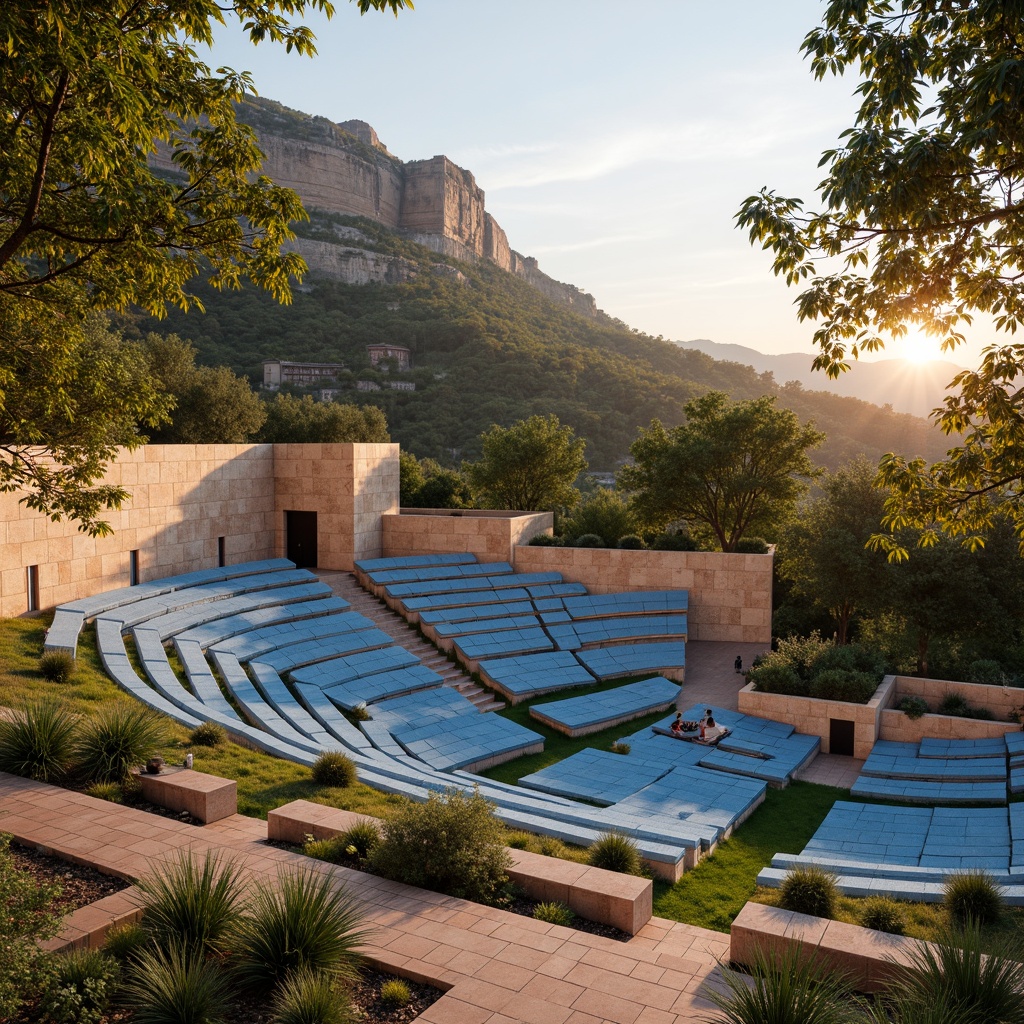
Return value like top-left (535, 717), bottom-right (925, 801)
top-left (221, 98), bottom-right (598, 316)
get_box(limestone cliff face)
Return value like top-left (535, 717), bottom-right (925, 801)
top-left (219, 99), bottom-right (599, 317)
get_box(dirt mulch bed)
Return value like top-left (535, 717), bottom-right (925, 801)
top-left (9, 842), bottom-right (129, 912)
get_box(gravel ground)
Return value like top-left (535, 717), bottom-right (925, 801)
top-left (9, 842), bottom-right (129, 912)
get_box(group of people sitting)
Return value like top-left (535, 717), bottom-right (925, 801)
top-left (670, 708), bottom-right (726, 743)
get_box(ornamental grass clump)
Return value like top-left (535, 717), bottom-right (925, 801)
top-left (188, 721), bottom-right (225, 747)
top-left (75, 701), bottom-right (167, 784)
top-left (0, 698), bottom-right (79, 784)
top-left (587, 832), bottom-right (644, 876)
top-left (860, 896), bottom-right (906, 935)
top-left (369, 787), bottom-right (511, 903)
top-left (102, 921), bottom-right (149, 964)
top-left (135, 850), bottom-right (246, 957)
top-left (942, 870), bottom-right (1004, 927)
top-left (311, 750), bottom-right (358, 788)
top-left (269, 967), bottom-right (353, 1024)
top-left (40, 948), bottom-right (120, 1024)
top-left (126, 945), bottom-right (230, 1024)
top-left (235, 867), bottom-right (369, 993)
top-left (378, 979), bottom-right (411, 1010)
top-left (39, 649), bottom-right (76, 684)
top-left (778, 865), bottom-right (839, 919)
top-left (533, 902), bottom-right (576, 927)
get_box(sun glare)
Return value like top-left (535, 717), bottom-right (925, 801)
top-left (899, 329), bottom-right (944, 364)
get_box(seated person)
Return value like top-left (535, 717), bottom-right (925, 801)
top-left (703, 715), bottom-right (726, 742)
top-left (670, 712), bottom-right (685, 736)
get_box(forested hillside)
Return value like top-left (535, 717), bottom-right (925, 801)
top-left (133, 215), bottom-right (950, 471)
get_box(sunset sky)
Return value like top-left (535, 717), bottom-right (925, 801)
top-left (208, 0), bottom-right (989, 369)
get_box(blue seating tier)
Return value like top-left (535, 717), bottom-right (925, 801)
top-left (576, 641), bottom-right (686, 681)
top-left (477, 651), bottom-right (596, 703)
top-left (452, 626), bottom-right (554, 662)
top-left (529, 677), bottom-right (680, 735)
top-left (546, 614), bottom-right (688, 652)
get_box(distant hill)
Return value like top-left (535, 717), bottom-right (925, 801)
top-left (133, 213), bottom-right (952, 474)
top-left (674, 339), bottom-right (964, 420)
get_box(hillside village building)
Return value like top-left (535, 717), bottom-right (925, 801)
top-left (262, 360), bottom-right (346, 389)
top-left (366, 344), bottom-right (411, 371)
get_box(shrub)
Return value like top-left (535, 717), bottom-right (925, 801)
top-left (303, 836), bottom-right (350, 864)
top-left (369, 788), bottom-right (512, 903)
top-left (533, 901), bottom-right (576, 926)
top-left (617, 534), bottom-right (645, 549)
top-left (348, 703), bottom-right (371, 722)
top-left (75, 702), bottom-right (167, 784)
top-left (378, 979), bottom-right (411, 1010)
top-left (103, 921), bottom-right (149, 963)
top-left (40, 649), bottom-right (76, 684)
top-left (136, 850), bottom-right (246, 957)
top-left (572, 533), bottom-right (605, 548)
top-left (235, 867), bottom-right (368, 992)
top-left (748, 662), bottom-right (805, 695)
top-left (339, 821), bottom-right (381, 862)
top-left (778, 865), bottom-right (839, 919)
top-left (809, 668), bottom-right (878, 703)
top-left (40, 948), bottom-right (119, 1024)
top-left (126, 945), bottom-right (230, 1024)
top-left (943, 870), bottom-right (1004, 927)
top-left (860, 896), bottom-right (906, 935)
top-left (188, 721), bottom-right (225, 747)
top-left (938, 693), bottom-right (971, 718)
top-left (270, 968), bottom-right (353, 1024)
top-left (884, 923), bottom-right (1024, 1024)
top-left (651, 532), bottom-right (699, 551)
top-left (897, 696), bottom-right (929, 720)
top-left (709, 946), bottom-right (863, 1024)
top-left (587, 832), bottom-right (643, 876)
top-left (0, 698), bottom-right (79, 784)
top-left (967, 659), bottom-right (1004, 685)
top-left (527, 534), bottom-right (562, 546)
top-left (538, 836), bottom-right (572, 859)
top-left (813, 642), bottom-right (887, 678)
top-left (505, 831), bottom-right (532, 850)
top-left (734, 536), bottom-right (770, 553)
top-left (311, 751), bottom-right (357, 788)
top-left (85, 781), bottom-right (124, 803)
top-left (610, 741), bottom-right (631, 755)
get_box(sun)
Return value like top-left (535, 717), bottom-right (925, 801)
top-left (899, 329), bottom-right (945, 364)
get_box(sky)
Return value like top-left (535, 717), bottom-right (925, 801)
top-left (207, 0), bottom-right (990, 368)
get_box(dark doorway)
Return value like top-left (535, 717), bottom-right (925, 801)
top-left (285, 510), bottom-right (318, 568)
top-left (829, 718), bottom-right (856, 757)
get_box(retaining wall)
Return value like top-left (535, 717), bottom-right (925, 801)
top-left (382, 509), bottom-right (552, 565)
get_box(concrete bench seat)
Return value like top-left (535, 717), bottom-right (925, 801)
top-left (248, 663), bottom-right (338, 748)
top-left (386, 572), bottom-right (564, 605)
top-left (354, 552), bottom-right (476, 586)
top-left (138, 767), bottom-right (236, 823)
top-left (546, 590), bottom-right (689, 619)
top-left (170, 637), bottom-right (239, 719)
top-left (452, 627), bottom-right (555, 672)
top-left (860, 751), bottom-right (1007, 782)
top-left (418, 599), bottom-right (536, 626)
top-left (546, 615), bottom-right (688, 652)
top-left (59, 558), bottom-right (296, 618)
top-left (918, 736), bottom-right (1010, 759)
top-left (478, 650), bottom-right (596, 704)
top-left (292, 683), bottom-right (376, 752)
top-left (322, 665), bottom-right (443, 710)
top-left (96, 569), bottom-right (316, 629)
top-left (576, 641), bottom-right (686, 683)
top-left (365, 560), bottom-right (514, 597)
top-left (96, 619), bottom-right (315, 765)
top-left (208, 611), bottom-right (376, 661)
top-left (1011, 766), bottom-right (1024, 794)
top-left (850, 776), bottom-right (1008, 804)
top-left (291, 646), bottom-right (420, 688)
top-left (160, 589), bottom-right (342, 643)
top-left (253, 628), bottom-right (394, 672)
top-left (698, 748), bottom-right (795, 786)
top-left (43, 609), bottom-right (87, 658)
top-left (529, 677), bottom-right (680, 737)
top-left (425, 613), bottom-right (543, 652)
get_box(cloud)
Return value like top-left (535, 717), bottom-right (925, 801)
top-left (528, 229), bottom-right (669, 255)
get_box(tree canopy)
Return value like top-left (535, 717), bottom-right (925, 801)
top-left (619, 392), bottom-right (823, 551)
top-left (0, 0), bottom-right (409, 532)
top-left (257, 393), bottom-right (389, 444)
top-left (466, 414), bottom-right (587, 512)
top-left (737, 1), bottom-right (1024, 556)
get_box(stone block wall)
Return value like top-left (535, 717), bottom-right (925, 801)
top-left (0, 445), bottom-right (277, 618)
top-left (737, 677), bottom-right (895, 759)
top-left (879, 709), bottom-right (1018, 743)
top-left (273, 443), bottom-right (399, 571)
top-left (382, 509), bottom-right (552, 565)
top-left (512, 546), bottom-right (773, 643)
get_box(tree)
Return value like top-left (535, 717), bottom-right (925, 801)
top-left (258, 393), bottom-right (389, 443)
top-left (777, 458), bottom-right (888, 643)
top-left (143, 334), bottom-right (266, 443)
top-left (399, 452), bottom-right (473, 508)
top-left (619, 392), bottom-right (823, 551)
top-left (1, 311), bottom-right (171, 533)
top-left (736, 2), bottom-right (1024, 556)
top-left (0, 0), bottom-right (409, 531)
top-left (560, 488), bottom-right (638, 546)
top-left (465, 414), bottom-right (587, 512)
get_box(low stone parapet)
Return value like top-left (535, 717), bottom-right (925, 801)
top-left (137, 767), bottom-right (237, 823)
top-left (730, 901), bottom-right (923, 993)
top-left (267, 799), bottom-right (653, 934)
top-left (40, 886), bottom-right (142, 952)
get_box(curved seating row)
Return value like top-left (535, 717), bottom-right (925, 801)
top-left (72, 559), bottom-right (707, 879)
top-left (758, 800), bottom-right (1024, 903)
top-left (529, 677), bottom-right (681, 737)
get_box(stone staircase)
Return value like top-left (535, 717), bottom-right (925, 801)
top-left (318, 571), bottom-right (505, 712)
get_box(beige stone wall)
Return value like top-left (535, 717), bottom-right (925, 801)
top-left (512, 546), bottom-right (773, 643)
top-left (273, 443), bottom-right (399, 571)
top-left (879, 709), bottom-right (1018, 742)
top-left (0, 445), bottom-right (277, 618)
top-left (737, 677), bottom-right (895, 759)
top-left (382, 509), bottom-right (552, 565)
top-left (891, 674), bottom-right (1023, 723)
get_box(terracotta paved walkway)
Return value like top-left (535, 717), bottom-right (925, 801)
top-left (2, 773), bottom-right (731, 1023)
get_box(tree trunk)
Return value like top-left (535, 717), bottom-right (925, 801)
top-left (917, 631), bottom-right (929, 676)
